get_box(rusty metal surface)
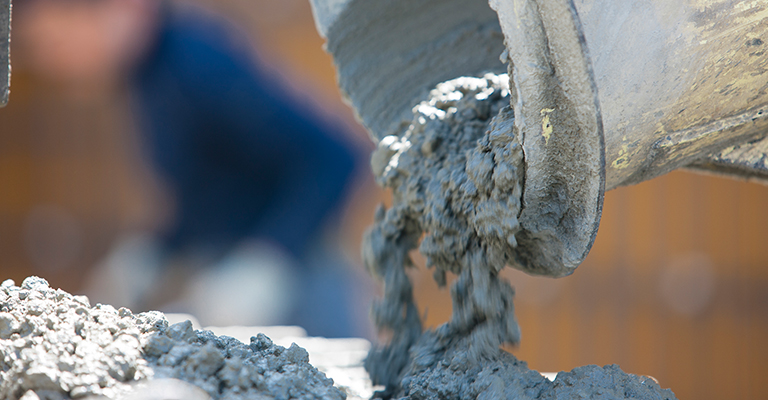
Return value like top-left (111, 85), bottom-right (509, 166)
top-left (0, 0), bottom-right (9, 107)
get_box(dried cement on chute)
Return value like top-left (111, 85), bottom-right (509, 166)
top-left (0, 277), bottom-right (345, 400)
top-left (362, 73), bottom-right (677, 399)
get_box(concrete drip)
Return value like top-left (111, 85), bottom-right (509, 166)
top-left (362, 73), bottom-right (678, 399)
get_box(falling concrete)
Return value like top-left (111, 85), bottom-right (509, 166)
top-left (362, 73), bottom-right (678, 399)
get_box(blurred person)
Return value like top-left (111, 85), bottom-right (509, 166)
top-left (13, 0), bottom-right (367, 337)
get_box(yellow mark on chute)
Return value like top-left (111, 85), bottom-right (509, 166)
top-left (540, 108), bottom-right (555, 145)
top-left (612, 144), bottom-right (630, 169)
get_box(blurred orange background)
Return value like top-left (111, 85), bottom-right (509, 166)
top-left (0, 1), bottom-right (766, 399)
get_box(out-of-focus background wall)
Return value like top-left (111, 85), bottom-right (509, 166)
top-left (0, 0), bottom-right (766, 399)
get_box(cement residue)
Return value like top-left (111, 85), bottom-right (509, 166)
top-left (363, 73), bottom-right (677, 399)
top-left (0, 277), bottom-right (345, 400)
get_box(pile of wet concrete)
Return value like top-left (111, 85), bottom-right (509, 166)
top-left (0, 276), bottom-right (358, 400)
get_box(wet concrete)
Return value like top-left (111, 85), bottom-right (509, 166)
top-left (0, 277), bottom-right (344, 400)
top-left (362, 73), bottom-right (677, 400)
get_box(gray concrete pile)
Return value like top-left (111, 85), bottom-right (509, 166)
top-left (0, 277), bottom-right (345, 400)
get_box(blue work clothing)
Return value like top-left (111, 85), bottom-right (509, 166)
top-left (129, 5), bottom-right (363, 338)
top-left (132, 5), bottom-right (357, 260)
